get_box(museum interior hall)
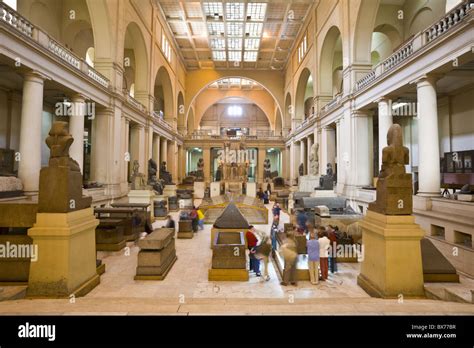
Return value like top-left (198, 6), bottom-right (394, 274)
top-left (0, 0), bottom-right (473, 315)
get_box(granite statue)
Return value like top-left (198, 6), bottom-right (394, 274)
top-left (263, 158), bottom-right (271, 181)
top-left (319, 163), bottom-right (334, 190)
top-left (196, 158), bottom-right (204, 181)
top-left (131, 160), bottom-right (146, 190)
top-left (309, 143), bottom-right (319, 175)
top-left (298, 163), bottom-right (304, 176)
top-left (38, 121), bottom-right (92, 213)
top-left (215, 162), bottom-right (223, 182)
top-left (160, 161), bottom-right (173, 185)
top-left (368, 123), bottom-right (412, 215)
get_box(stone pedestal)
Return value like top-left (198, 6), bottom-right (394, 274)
top-left (27, 208), bottom-right (100, 297)
top-left (246, 182), bottom-right (257, 198)
top-left (457, 194), bottom-right (474, 202)
top-left (194, 181), bottom-right (206, 199)
top-left (163, 184), bottom-right (177, 197)
top-left (208, 231), bottom-right (248, 281)
top-left (134, 228), bottom-right (177, 280)
top-left (178, 220), bottom-right (194, 239)
top-left (178, 197), bottom-right (193, 209)
top-left (260, 182), bottom-right (274, 192)
top-left (357, 210), bottom-right (425, 298)
top-left (298, 175), bottom-right (320, 192)
top-left (210, 182), bottom-right (221, 197)
top-left (225, 181), bottom-right (242, 194)
top-left (153, 196), bottom-right (168, 220)
top-left (310, 190), bottom-right (337, 198)
top-left (127, 189), bottom-right (155, 219)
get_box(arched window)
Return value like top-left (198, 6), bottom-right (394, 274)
top-left (85, 47), bottom-right (95, 67)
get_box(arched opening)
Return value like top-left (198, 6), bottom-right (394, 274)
top-left (85, 47), bottom-right (95, 67)
top-left (199, 97), bottom-right (271, 136)
top-left (154, 66), bottom-right (174, 125)
top-left (295, 68), bottom-right (314, 125)
top-left (320, 26), bottom-right (343, 99)
top-left (123, 22), bottom-right (148, 98)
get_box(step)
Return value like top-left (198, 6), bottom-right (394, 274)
top-left (0, 286), bottom-right (27, 302)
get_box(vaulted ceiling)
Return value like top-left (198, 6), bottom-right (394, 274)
top-left (156, 0), bottom-right (315, 70)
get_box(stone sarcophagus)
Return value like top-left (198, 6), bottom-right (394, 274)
top-left (134, 228), bottom-right (177, 280)
top-left (208, 231), bottom-right (248, 281)
top-left (95, 218), bottom-right (126, 251)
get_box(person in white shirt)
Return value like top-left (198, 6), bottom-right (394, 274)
top-left (317, 226), bottom-right (330, 281)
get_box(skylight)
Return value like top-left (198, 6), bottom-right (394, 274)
top-left (228, 38), bottom-right (242, 50)
top-left (228, 105), bottom-right (242, 116)
top-left (207, 22), bottom-right (225, 36)
top-left (244, 51), bottom-right (258, 62)
top-left (227, 22), bottom-right (243, 37)
top-left (212, 51), bottom-right (226, 61)
top-left (246, 3), bottom-right (266, 21)
top-left (245, 22), bottom-right (263, 37)
top-left (225, 3), bottom-right (245, 21)
top-left (210, 38), bottom-right (226, 49)
top-left (244, 38), bottom-right (260, 50)
top-left (228, 51), bottom-right (242, 62)
top-left (203, 2), bottom-right (223, 18)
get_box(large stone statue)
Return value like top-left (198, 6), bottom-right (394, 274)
top-left (160, 161), bottom-right (173, 185)
top-left (148, 158), bottom-right (164, 194)
top-left (368, 123), bottom-right (412, 215)
top-left (319, 163), bottom-right (334, 190)
top-left (196, 158), bottom-right (204, 181)
top-left (131, 160), bottom-right (146, 190)
top-left (38, 121), bottom-right (91, 212)
top-left (298, 163), bottom-right (304, 176)
top-left (215, 162), bottom-right (223, 182)
top-left (309, 143), bottom-right (319, 175)
top-left (263, 158), bottom-right (271, 181)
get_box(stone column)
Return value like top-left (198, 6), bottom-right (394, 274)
top-left (307, 136), bottom-right (313, 175)
top-left (291, 141), bottom-right (301, 185)
top-left (300, 139), bottom-right (306, 175)
top-left (257, 146), bottom-right (266, 184)
top-left (152, 134), bottom-right (160, 165)
top-left (377, 97), bottom-right (393, 170)
top-left (352, 110), bottom-right (374, 187)
top-left (203, 146), bottom-right (211, 183)
top-left (91, 108), bottom-right (114, 184)
top-left (167, 141), bottom-right (177, 182)
top-left (18, 71), bottom-right (45, 194)
top-left (129, 124), bottom-right (145, 175)
top-left (121, 117), bottom-right (130, 185)
top-left (416, 76), bottom-right (441, 196)
top-left (145, 125), bottom-right (153, 174)
top-left (69, 94), bottom-right (86, 174)
top-left (160, 137), bottom-right (168, 178)
top-left (335, 120), bottom-right (342, 185)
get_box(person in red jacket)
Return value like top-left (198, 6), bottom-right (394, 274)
top-left (246, 226), bottom-right (261, 277)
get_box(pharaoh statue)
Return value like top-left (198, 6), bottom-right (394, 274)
top-left (131, 160), bottom-right (146, 190)
top-left (309, 143), bottom-right (319, 175)
top-left (38, 121), bottom-right (91, 212)
top-left (195, 158), bottom-right (204, 181)
top-left (263, 158), bottom-right (271, 181)
top-left (298, 163), bottom-right (304, 176)
top-left (319, 163), bottom-right (335, 190)
top-left (159, 161), bottom-right (174, 185)
top-left (215, 162), bottom-right (223, 182)
top-left (148, 158), bottom-right (164, 194)
top-left (368, 124), bottom-right (412, 215)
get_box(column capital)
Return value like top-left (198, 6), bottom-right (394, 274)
top-left (352, 109), bottom-right (374, 118)
top-left (23, 70), bottom-right (49, 84)
top-left (71, 94), bottom-right (87, 103)
top-left (375, 96), bottom-right (391, 104)
top-left (131, 123), bottom-right (144, 130)
top-left (411, 74), bottom-right (442, 86)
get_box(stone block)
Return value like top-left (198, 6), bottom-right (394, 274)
top-left (246, 182), bottom-right (257, 198)
top-left (137, 239), bottom-right (175, 267)
top-left (211, 232), bottom-right (246, 270)
top-left (194, 181), bottom-right (206, 199)
top-left (137, 228), bottom-right (174, 250)
top-left (210, 182), bottom-right (221, 197)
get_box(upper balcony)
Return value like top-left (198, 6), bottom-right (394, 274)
top-left (0, 2), bottom-right (110, 90)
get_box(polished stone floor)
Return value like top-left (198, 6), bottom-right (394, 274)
top-left (0, 200), bottom-right (473, 315)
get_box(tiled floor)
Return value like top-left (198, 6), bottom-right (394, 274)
top-left (0, 199), bottom-right (473, 315)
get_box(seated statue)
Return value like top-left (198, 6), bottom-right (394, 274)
top-left (131, 160), bottom-right (146, 190)
top-left (159, 161), bottom-right (174, 185)
top-left (368, 124), bottom-right (412, 215)
top-left (263, 158), bottom-right (271, 181)
top-left (195, 158), bottom-right (204, 182)
top-left (298, 163), bottom-right (304, 176)
top-left (319, 163), bottom-right (334, 190)
top-left (148, 158), bottom-right (158, 185)
top-left (215, 162), bottom-right (223, 182)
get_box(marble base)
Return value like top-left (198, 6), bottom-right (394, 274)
top-left (127, 189), bottom-right (155, 219)
top-left (27, 208), bottom-right (100, 298)
top-left (163, 185), bottom-right (177, 197)
top-left (457, 194), bottom-right (474, 202)
top-left (208, 268), bottom-right (249, 281)
top-left (310, 189), bottom-right (337, 198)
top-left (179, 198), bottom-right (193, 209)
top-left (225, 182), bottom-right (242, 194)
top-left (357, 210), bottom-right (425, 298)
top-left (210, 182), bottom-right (221, 197)
top-left (246, 182), bottom-right (257, 198)
top-left (298, 175), bottom-right (320, 192)
top-left (194, 182), bottom-right (206, 199)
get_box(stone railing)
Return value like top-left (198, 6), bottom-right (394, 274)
top-left (126, 94), bottom-right (146, 112)
top-left (185, 133), bottom-right (283, 141)
top-left (48, 38), bottom-right (81, 69)
top-left (0, 2), bottom-right (110, 89)
top-left (0, 3), bottom-right (33, 37)
top-left (355, 0), bottom-right (473, 92)
top-left (321, 94), bottom-right (342, 113)
top-left (424, 1), bottom-right (473, 43)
